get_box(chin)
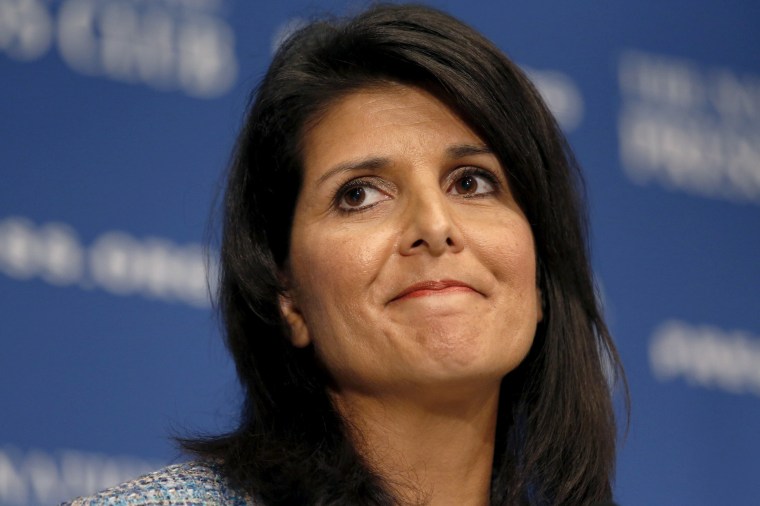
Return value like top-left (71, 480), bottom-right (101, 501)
top-left (410, 352), bottom-right (520, 388)
top-left (411, 325), bottom-right (530, 372)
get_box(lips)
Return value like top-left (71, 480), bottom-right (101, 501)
top-left (391, 279), bottom-right (477, 302)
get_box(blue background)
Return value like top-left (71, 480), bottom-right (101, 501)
top-left (2, 1), bottom-right (759, 504)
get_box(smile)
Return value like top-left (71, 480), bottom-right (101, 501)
top-left (391, 280), bottom-right (478, 302)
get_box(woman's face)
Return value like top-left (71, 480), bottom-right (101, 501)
top-left (281, 84), bottom-right (541, 398)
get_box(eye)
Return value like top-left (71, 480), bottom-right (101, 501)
top-left (448, 169), bottom-right (498, 196)
top-left (337, 182), bottom-right (389, 212)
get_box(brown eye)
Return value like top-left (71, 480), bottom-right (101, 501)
top-left (455, 175), bottom-right (478, 194)
top-left (344, 187), bottom-right (366, 206)
top-left (337, 184), bottom-right (389, 212)
top-left (449, 171), bottom-right (496, 196)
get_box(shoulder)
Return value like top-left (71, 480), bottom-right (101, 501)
top-left (61, 460), bottom-right (258, 506)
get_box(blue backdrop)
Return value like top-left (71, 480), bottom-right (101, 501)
top-left (2, 1), bottom-right (759, 504)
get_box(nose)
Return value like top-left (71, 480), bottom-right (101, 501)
top-left (399, 189), bottom-right (464, 256)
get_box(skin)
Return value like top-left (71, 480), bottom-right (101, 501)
top-left (280, 84), bottom-right (542, 505)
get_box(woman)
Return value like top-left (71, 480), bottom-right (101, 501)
top-left (67, 4), bottom-right (626, 506)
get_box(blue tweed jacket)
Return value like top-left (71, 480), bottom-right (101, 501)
top-left (61, 460), bottom-right (257, 505)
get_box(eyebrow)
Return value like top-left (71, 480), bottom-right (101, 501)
top-left (445, 143), bottom-right (493, 158)
top-left (316, 156), bottom-right (391, 187)
top-left (315, 143), bottom-right (494, 187)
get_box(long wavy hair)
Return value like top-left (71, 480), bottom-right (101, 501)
top-left (183, 4), bottom-right (627, 505)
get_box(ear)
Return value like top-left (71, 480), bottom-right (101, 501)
top-left (279, 291), bottom-right (311, 348)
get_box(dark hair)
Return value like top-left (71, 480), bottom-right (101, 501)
top-left (183, 4), bottom-right (627, 505)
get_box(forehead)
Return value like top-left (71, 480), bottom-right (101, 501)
top-left (300, 84), bottom-right (486, 178)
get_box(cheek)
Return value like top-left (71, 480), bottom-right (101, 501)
top-left (287, 225), bottom-right (397, 387)
top-left (472, 213), bottom-right (537, 288)
top-left (292, 226), bottom-right (382, 302)
top-left (472, 214), bottom-right (540, 345)
top-left (288, 223), bottom-right (391, 341)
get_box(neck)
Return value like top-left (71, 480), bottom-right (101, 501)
top-left (331, 384), bottom-right (500, 506)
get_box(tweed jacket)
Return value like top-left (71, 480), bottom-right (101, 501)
top-left (62, 460), bottom-right (257, 505)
